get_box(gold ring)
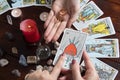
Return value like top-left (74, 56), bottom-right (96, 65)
top-left (57, 9), bottom-right (67, 21)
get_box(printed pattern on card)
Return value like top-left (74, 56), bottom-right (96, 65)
top-left (36, 0), bottom-right (52, 6)
top-left (7, 0), bottom-right (23, 8)
top-left (73, 1), bottom-right (104, 30)
top-left (85, 39), bottom-right (119, 58)
top-left (81, 17), bottom-right (115, 39)
top-left (0, 0), bottom-right (10, 15)
top-left (22, 0), bottom-right (36, 7)
top-left (53, 28), bottom-right (87, 69)
top-left (80, 0), bottom-right (90, 7)
top-left (81, 58), bottom-right (118, 80)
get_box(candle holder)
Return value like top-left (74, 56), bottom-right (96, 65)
top-left (11, 8), bottom-right (22, 18)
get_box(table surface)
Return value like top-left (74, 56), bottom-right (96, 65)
top-left (0, 0), bottom-right (120, 80)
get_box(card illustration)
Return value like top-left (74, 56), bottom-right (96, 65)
top-left (36, 0), bottom-right (52, 5)
top-left (7, 0), bottom-right (22, 8)
top-left (85, 39), bottom-right (119, 58)
top-left (81, 17), bottom-right (115, 39)
top-left (77, 1), bottom-right (103, 22)
top-left (73, 1), bottom-right (104, 30)
top-left (81, 58), bottom-right (118, 80)
top-left (53, 28), bottom-right (87, 69)
top-left (0, 0), bottom-right (10, 14)
top-left (80, 0), bottom-right (89, 7)
top-left (23, 0), bottom-right (36, 6)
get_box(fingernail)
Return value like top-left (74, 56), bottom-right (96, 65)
top-left (72, 59), bottom-right (76, 64)
top-left (61, 53), bottom-right (65, 56)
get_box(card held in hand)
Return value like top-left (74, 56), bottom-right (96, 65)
top-left (81, 58), bottom-right (118, 80)
top-left (53, 28), bottom-right (87, 69)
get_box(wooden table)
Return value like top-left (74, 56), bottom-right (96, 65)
top-left (0, 0), bottom-right (120, 80)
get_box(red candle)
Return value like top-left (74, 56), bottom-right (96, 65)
top-left (20, 19), bottom-right (40, 43)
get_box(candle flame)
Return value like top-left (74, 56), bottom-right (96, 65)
top-left (28, 25), bottom-right (32, 28)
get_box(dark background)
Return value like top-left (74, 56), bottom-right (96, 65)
top-left (0, 0), bottom-right (120, 80)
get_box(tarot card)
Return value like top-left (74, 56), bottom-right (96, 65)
top-left (81, 58), bottom-right (118, 80)
top-left (81, 17), bottom-right (115, 39)
top-left (73, 1), bottom-right (104, 30)
top-left (7, 0), bottom-right (22, 9)
top-left (53, 28), bottom-right (87, 69)
top-left (22, 0), bottom-right (36, 7)
top-left (80, 0), bottom-right (89, 7)
top-left (0, 0), bottom-right (10, 15)
top-left (35, 0), bottom-right (53, 7)
top-left (85, 39), bottom-right (119, 58)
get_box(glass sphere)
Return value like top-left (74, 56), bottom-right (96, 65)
top-left (36, 45), bottom-right (51, 60)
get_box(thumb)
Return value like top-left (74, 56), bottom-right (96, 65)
top-left (71, 59), bottom-right (83, 80)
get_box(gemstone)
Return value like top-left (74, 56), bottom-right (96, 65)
top-left (54, 41), bottom-right (60, 49)
top-left (11, 69), bottom-right (21, 77)
top-left (0, 59), bottom-right (9, 67)
top-left (5, 32), bottom-right (15, 41)
top-left (36, 65), bottom-right (43, 70)
top-left (51, 50), bottom-right (57, 55)
top-left (27, 56), bottom-right (37, 64)
top-left (19, 55), bottom-right (28, 66)
top-left (47, 59), bottom-right (53, 65)
top-left (11, 47), bottom-right (18, 54)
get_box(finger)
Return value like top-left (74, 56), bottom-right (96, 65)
top-left (26, 69), bottom-right (42, 80)
top-left (53, 15), bottom-right (69, 42)
top-left (83, 51), bottom-right (95, 70)
top-left (71, 60), bottom-right (82, 80)
top-left (52, 21), bottom-right (67, 42)
top-left (42, 70), bottom-right (50, 75)
top-left (44, 16), bottom-right (57, 40)
top-left (51, 53), bottom-right (66, 79)
top-left (44, 10), bottom-right (54, 28)
top-left (45, 20), bottom-right (61, 43)
top-left (58, 76), bottom-right (67, 80)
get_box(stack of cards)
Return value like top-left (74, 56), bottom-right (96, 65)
top-left (72, 0), bottom-right (119, 79)
top-left (0, 0), bottom-right (54, 15)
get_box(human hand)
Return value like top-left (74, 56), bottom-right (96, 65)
top-left (44, 0), bottom-right (80, 43)
top-left (25, 53), bottom-right (66, 80)
top-left (58, 51), bottom-right (99, 80)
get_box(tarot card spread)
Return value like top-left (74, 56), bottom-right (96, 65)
top-left (7, 0), bottom-right (22, 9)
top-left (53, 28), bottom-right (87, 69)
top-left (85, 39), bottom-right (119, 58)
top-left (81, 58), bottom-right (118, 80)
top-left (82, 17), bottom-right (115, 39)
top-left (73, 1), bottom-right (104, 30)
top-left (80, 0), bottom-right (90, 7)
top-left (22, 0), bottom-right (36, 7)
top-left (0, 0), bottom-right (10, 14)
